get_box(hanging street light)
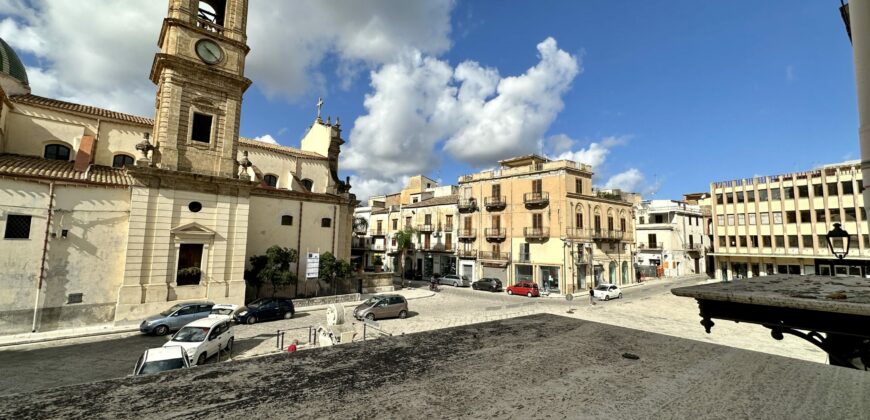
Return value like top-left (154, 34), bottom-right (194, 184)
top-left (826, 223), bottom-right (851, 260)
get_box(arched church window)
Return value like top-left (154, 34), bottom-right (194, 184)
top-left (44, 144), bottom-right (71, 161)
top-left (112, 154), bottom-right (135, 168)
top-left (263, 174), bottom-right (278, 188)
top-left (301, 179), bottom-right (314, 191)
top-left (197, 1), bottom-right (225, 27)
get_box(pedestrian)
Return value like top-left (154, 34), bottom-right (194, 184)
top-left (287, 339), bottom-right (298, 353)
top-left (589, 287), bottom-right (596, 305)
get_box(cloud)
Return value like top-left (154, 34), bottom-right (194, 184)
top-left (252, 134), bottom-right (279, 145)
top-left (350, 175), bottom-right (409, 203)
top-left (0, 0), bottom-right (454, 114)
top-left (343, 37), bottom-right (580, 194)
top-left (604, 168), bottom-right (645, 192)
top-left (550, 135), bottom-right (629, 169)
top-left (547, 134), bottom-right (575, 154)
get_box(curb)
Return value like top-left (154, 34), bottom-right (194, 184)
top-left (0, 327), bottom-right (140, 349)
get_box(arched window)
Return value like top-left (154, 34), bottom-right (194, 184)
top-left (44, 144), bottom-right (71, 161)
top-left (112, 154), bottom-right (134, 168)
top-left (622, 262), bottom-right (629, 285)
top-left (263, 174), bottom-right (278, 188)
top-left (301, 178), bottom-right (314, 191)
top-left (609, 261), bottom-right (617, 284)
top-left (198, 1), bottom-right (225, 26)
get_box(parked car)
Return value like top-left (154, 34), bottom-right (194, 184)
top-left (507, 281), bottom-right (540, 297)
top-left (132, 346), bottom-right (190, 376)
top-left (208, 304), bottom-right (239, 320)
top-left (163, 317), bottom-right (234, 366)
top-left (353, 294), bottom-right (408, 321)
top-left (472, 277), bottom-right (503, 292)
top-left (593, 284), bottom-right (623, 301)
top-left (235, 298), bottom-right (295, 325)
top-left (439, 274), bottom-right (470, 287)
top-left (139, 301), bottom-right (214, 336)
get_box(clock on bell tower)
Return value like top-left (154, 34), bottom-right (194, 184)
top-left (149, 0), bottom-right (252, 178)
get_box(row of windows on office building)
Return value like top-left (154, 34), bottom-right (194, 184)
top-left (716, 208), bottom-right (864, 226)
top-left (715, 180), bottom-right (863, 205)
top-left (717, 233), bottom-right (869, 250)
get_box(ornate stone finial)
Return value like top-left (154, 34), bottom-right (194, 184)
top-left (335, 116), bottom-right (340, 128)
top-left (316, 97), bottom-right (324, 121)
top-left (326, 116), bottom-right (331, 125)
top-left (135, 133), bottom-right (155, 159)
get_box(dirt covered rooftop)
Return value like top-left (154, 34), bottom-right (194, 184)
top-left (2, 314), bottom-right (868, 419)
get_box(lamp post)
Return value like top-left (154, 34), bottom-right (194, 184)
top-left (826, 223), bottom-right (851, 260)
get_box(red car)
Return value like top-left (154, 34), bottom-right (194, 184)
top-left (506, 281), bottom-right (540, 297)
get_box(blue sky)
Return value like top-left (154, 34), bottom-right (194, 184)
top-left (1, 1), bottom-right (859, 201)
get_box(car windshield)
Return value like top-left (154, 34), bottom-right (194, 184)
top-left (140, 359), bottom-right (185, 374)
top-left (172, 326), bottom-right (209, 342)
top-left (595, 285), bottom-right (609, 291)
top-left (160, 304), bottom-right (186, 316)
top-left (247, 299), bottom-right (267, 308)
top-left (363, 297), bottom-right (382, 306)
top-left (210, 308), bottom-right (234, 316)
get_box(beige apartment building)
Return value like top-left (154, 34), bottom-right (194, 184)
top-left (635, 200), bottom-right (706, 278)
top-left (710, 161), bottom-right (869, 279)
top-left (457, 155), bottom-right (636, 294)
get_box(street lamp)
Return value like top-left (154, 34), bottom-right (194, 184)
top-left (826, 223), bottom-right (851, 260)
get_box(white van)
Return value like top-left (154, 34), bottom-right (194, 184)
top-left (164, 317), bottom-right (234, 366)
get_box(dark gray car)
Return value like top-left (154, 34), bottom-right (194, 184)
top-left (139, 301), bottom-right (214, 335)
top-left (353, 295), bottom-right (408, 321)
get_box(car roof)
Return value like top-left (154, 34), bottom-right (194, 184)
top-left (211, 304), bottom-right (238, 310)
top-left (374, 294), bottom-right (403, 299)
top-left (184, 317), bottom-right (229, 328)
top-left (600, 284), bottom-right (617, 287)
top-left (143, 346), bottom-right (186, 362)
top-left (179, 301), bottom-right (214, 306)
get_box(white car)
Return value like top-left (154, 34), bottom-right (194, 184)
top-left (132, 346), bottom-right (190, 376)
top-left (439, 274), bottom-right (470, 287)
top-left (208, 304), bottom-right (239, 320)
top-left (593, 284), bottom-right (623, 301)
top-left (163, 317), bottom-right (234, 366)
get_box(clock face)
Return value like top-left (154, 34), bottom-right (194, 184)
top-left (195, 39), bottom-right (223, 65)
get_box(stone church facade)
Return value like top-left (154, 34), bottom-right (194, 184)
top-left (0, 0), bottom-right (355, 334)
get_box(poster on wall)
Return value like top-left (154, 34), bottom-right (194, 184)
top-left (306, 252), bottom-right (320, 279)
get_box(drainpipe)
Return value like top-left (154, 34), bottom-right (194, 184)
top-left (851, 2), bottom-right (870, 224)
top-left (32, 181), bottom-right (54, 332)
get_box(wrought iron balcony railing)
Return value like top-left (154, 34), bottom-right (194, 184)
top-left (523, 192), bottom-right (549, 207)
top-left (478, 251), bottom-right (509, 261)
top-left (457, 228), bottom-right (477, 239)
top-left (484, 228), bottom-right (506, 239)
top-left (484, 196), bottom-right (507, 210)
top-left (524, 227), bottom-right (549, 239)
top-left (458, 198), bottom-right (478, 213)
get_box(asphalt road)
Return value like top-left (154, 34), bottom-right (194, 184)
top-left (0, 277), bottom-right (704, 396)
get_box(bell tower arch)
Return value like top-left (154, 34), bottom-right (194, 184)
top-left (149, 0), bottom-right (252, 178)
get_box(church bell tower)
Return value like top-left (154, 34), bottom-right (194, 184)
top-left (149, 0), bottom-right (251, 178)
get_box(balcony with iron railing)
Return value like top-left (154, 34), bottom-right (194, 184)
top-left (591, 229), bottom-right (626, 242)
top-left (369, 229), bottom-right (387, 237)
top-left (685, 243), bottom-right (703, 254)
top-left (443, 224), bottom-right (454, 232)
top-left (484, 228), bottom-right (506, 240)
top-left (524, 227), bottom-right (549, 239)
top-left (638, 242), bottom-right (664, 250)
top-left (371, 243), bottom-right (386, 251)
top-left (418, 224), bottom-right (435, 233)
top-left (458, 198), bottom-right (478, 213)
top-left (352, 239), bottom-right (368, 249)
top-left (566, 228), bottom-right (592, 240)
top-left (457, 228), bottom-right (477, 240)
top-left (478, 251), bottom-right (509, 261)
top-left (523, 192), bottom-right (549, 207)
top-left (456, 249), bottom-right (477, 259)
top-left (484, 196), bottom-right (507, 211)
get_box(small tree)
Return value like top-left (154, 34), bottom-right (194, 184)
top-left (257, 246), bottom-right (298, 297)
top-left (244, 254), bottom-right (269, 297)
top-left (318, 252), bottom-right (353, 295)
top-left (394, 227), bottom-right (417, 287)
top-left (352, 216), bottom-right (369, 235)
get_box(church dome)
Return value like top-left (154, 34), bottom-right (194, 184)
top-left (0, 37), bottom-right (30, 96)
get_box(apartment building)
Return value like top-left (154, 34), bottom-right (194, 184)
top-left (710, 161), bottom-right (869, 279)
top-left (684, 192), bottom-right (716, 277)
top-left (635, 200), bottom-right (706, 277)
top-left (457, 155), bottom-right (636, 294)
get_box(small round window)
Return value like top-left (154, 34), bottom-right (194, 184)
top-left (188, 201), bottom-right (203, 212)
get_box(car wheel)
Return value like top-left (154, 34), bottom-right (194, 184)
top-left (398, 310), bottom-right (408, 319)
top-left (284, 311), bottom-right (293, 320)
top-left (365, 313), bottom-right (375, 321)
top-left (226, 338), bottom-right (234, 353)
top-left (247, 316), bottom-right (257, 325)
top-left (604, 295), bottom-right (610, 301)
top-left (472, 284), bottom-right (477, 290)
top-left (507, 289), bottom-right (513, 295)
top-left (154, 325), bottom-right (169, 336)
top-left (197, 353), bottom-right (207, 366)
top-left (527, 292), bottom-right (533, 298)
top-left (454, 281), bottom-right (459, 287)
top-left (618, 293), bottom-right (623, 299)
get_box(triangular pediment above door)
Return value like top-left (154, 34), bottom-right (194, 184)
top-left (170, 222), bottom-right (216, 239)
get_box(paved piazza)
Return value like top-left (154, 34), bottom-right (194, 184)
top-left (0, 276), bottom-right (825, 396)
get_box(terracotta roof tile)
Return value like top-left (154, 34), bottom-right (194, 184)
top-left (238, 137), bottom-right (327, 160)
top-left (10, 94), bottom-right (154, 126)
top-left (0, 154), bottom-right (132, 186)
top-left (403, 194), bottom-right (458, 209)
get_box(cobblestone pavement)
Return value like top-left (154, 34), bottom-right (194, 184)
top-left (0, 276), bottom-right (826, 396)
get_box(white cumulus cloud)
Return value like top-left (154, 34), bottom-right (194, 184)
top-left (604, 168), bottom-right (645, 192)
top-left (252, 134), bottom-right (279, 145)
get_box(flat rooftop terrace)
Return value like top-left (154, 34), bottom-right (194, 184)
top-left (2, 314), bottom-right (867, 419)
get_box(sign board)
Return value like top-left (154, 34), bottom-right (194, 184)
top-left (306, 252), bottom-right (320, 279)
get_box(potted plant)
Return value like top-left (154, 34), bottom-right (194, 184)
top-left (176, 266), bottom-right (202, 285)
top-left (373, 256), bottom-right (384, 273)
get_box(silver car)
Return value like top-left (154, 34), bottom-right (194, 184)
top-left (353, 295), bottom-right (408, 321)
top-left (439, 274), bottom-right (470, 287)
top-left (139, 301), bottom-right (214, 336)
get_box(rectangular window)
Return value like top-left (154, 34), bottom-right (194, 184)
top-left (763, 236), bottom-right (772, 247)
top-left (750, 236), bottom-right (759, 247)
top-left (737, 214), bottom-right (745, 225)
top-left (281, 215), bottom-right (293, 226)
top-left (727, 215), bottom-right (735, 225)
top-left (176, 243), bottom-right (204, 286)
top-left (845, 208), bottom-right (857, 222)
top-left (607, 217), bottom-right (614, 231)
top-left (405, 216), bottom-right (412, 228)
top-left (798, 185), bottom-right (809, 198)
top-left (773, 212), bottom-right (782, 224)
top-left (729, 236), bottom-right (737, 247)
top-left (725, 193), bottom-right (733, 204)
top-left (748, 214), bottom-right (756, 225)
top-left (445, 215), bottom-right (453, 228)
top-left (758, 189), bottom-right (768, 202)
top-left (799, 210), bottom-right (811, 223)
top-left (532, 213), bottom-right (543, 229)
top-left (859, 180), bottom-right (864, 193)
top-left (620, 218), bottom-right (626, 232)
top-left (747, 191), bottom-right (755, 203)
top-left (718, 236), bottom-right (726, 247)
top-left (813, 184), bottom-right (824, 197)
top-left (392, 219), bottom-right (398, 230)
top-left (716, 215), bottom-right (724, 226)
top-left (842, 181), bottom-right (854, 195)
top-left (761, 213), bottom-right (769, 225)
top-left (739, 236), bottom-right (747, 247)
top-left (784, 187), bottom-right (794, 199)
top-left (802, 235), bottom-right (813, 249)
top-left (191, 112), bottom-right (213, 143)
top-left (815, 209), bottom-right (826, 224)
top-left (771, 188), bottom-right (781, 200)
top-left (775, 235), bottom-right (785, 248)
top-left (766, 264), bottom-right (775, 275)
top-left (321, 218), bottom-right (332, 228)
top-left (788, 235), bottom-right (798, 248)
top-left (4, 215), bottom-right (32, 239)
top-left (445, 233), bottom-right (452, 251)
top-left (532, 179), bottom-right (542, 193)
top-left (830, 209), bottom-right (841, 223)
top-left (827, 182), bottom-right (838, 196)
top-left (575, 178), bottom-right (582, 194)
top-left (736, 192), bottom-right (744, 203)
top-left (492, 184), bottom-right (501, 198)
top-left (716, 194), bottom-right (724, 205)
top-left (786, 211), bottom-right (797, 224)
